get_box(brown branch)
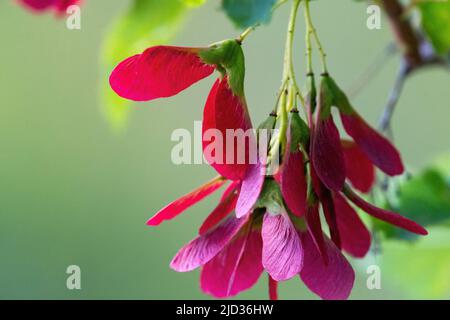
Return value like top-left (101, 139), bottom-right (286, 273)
top-left (379, 0), bottom-right (423, 68)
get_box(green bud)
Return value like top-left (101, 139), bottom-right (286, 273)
top-left (289, 111), bottom-right (310, 151)
top-left (307, 73), bottom-right (317, 114)
top-left (255, 179), bottom-right (284, 215)
top-left (323, 75), bottom-right (354, 115)
top-left (318, 75), bottom-right (335, 120)
top-left (199, 39), bottom-right (246, 97)
top-left (257, 114), bottom-right (277, 142)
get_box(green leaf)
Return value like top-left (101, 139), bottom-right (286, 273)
top-left (222, 0), bottom-right (277, 29)
top-left (255, 179), bottom-right (284, 214)
top-left (181, 0), bottom-right (207, 7)
top-left (433, 153), bottom-right (450, 182)
top-left (380, 227), bottom-right (450, 298)
top-left (418, 2), bottom-right (450, 55)
top-left (375, 156), bottom-right (450, 241)
top-left (100, 0), bottom-right (192, 131)
top-left (101, 85), bottom-right (132, 132)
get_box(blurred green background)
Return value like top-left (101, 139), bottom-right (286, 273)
top-left (0, 0), bottom-right (449, 299)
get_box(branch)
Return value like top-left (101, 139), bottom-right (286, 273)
top-left (377, 1), bottom-right (448, 134)
top-left (379, 0), bottom-right (423, 68)
top-left (378, 61), bottom-right (408, 133)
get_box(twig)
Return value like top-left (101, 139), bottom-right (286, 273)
top-left (379, 0), bottom-right (423, 67)
top-left (348, 43), bottom-right (397, 99)
top-left (238, 24), bottom-right (261, 43)
top-left (377, 61), bottom-right (409, 133)
top-left (376, 1), bottom-right (448, 134)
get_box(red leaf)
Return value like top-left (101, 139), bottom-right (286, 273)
top-left (344, 187), bottom-right (428, 235)
top-left (199, 182), bottom-right (240, 235)
top-left (110, 46), bottom-right (214, 101)
top-left (19, 0), bottom-right (80, 13)
top-left (309, 167), bottom-right (341, 253)
top-left (311, 117), bottom-right (346, 191)
top-left (171, 214), bottom-right (249, 272)
top-left (333, 193), bottom-right (371, 258)
top-left (19, 0), bottom-right (54, 11)
top-left (280, 151), bottom-right (307, 217)
top-left (321, 190), bottom-right (342, 250)
top-left (54, 0), bottom-right (79, 12)
top-left (200, 230), bottom-right (263, 298)
top-left (235, 155), bottom-right (266, 218)
top-left (262, 213), bottom-right (303, 281)
top-left (147, 177), bottom-right (226, 226)
top-left (342, 140), bottom-right (375, 193)
top-left (202, 77), bottom-right (254, 181)
top-left (341, 113), bottom-right (404, 176)
top-left (305, 204), bottom-right (328, 264)
top-left (300, 232), bottom-right (355, 300)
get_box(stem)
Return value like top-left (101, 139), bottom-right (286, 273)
top-left (283, 0), bottom-right (305, 107)
top-left (378, 62), bottom-right (408, 133)
top-left (287, 82), bottom-right (298, 112)
top-left (268, 275), bottom-right (278, 300)
top-left (278, 90), bottom-right (289, 153)
top-left (283, 0), bottom-right (301, 78)
top-left (238, 24), bottom-right (260, 43)
top-left (271, 78), bottom-right (288, 114)
top-left (304, 0), bottom-right (328, 73)
top-left (304, 4), bottom-right (313, 74)
top-left (271, 0), bottom-right (305, 166)
top-left (268, 90), bottom-right (287, 167)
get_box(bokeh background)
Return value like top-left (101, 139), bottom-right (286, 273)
top-left (0, 0), bottom-right (449, 299)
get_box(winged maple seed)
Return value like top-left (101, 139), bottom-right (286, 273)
top-left (18, 0), bottom-right (81, 14)
top-left (110, 38), bottom-right (427, 300)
